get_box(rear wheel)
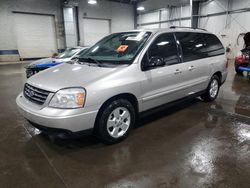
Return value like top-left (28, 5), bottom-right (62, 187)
top-left (95, 99), bottom-right (135, 144)
top-left (201, 75), bottom-right (220, 102)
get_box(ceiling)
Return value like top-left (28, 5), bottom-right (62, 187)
top-left (108, 0), bottom-right (208, 5)
top-left (108, 0), bottom-right (146, 4)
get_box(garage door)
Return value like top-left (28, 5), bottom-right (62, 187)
top-left (14, 13), bottom-right (57, 59)
top-left (83, 18), bottom-right (110, 46)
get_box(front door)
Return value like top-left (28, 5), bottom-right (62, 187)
top-left (140, 33), bottom-right (185, 111)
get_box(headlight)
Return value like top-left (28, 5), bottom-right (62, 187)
top-left (49, 88), bottom-right (86, 109)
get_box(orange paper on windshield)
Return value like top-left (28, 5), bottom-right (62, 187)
top-left (117, 45), bottom-right (128, 53)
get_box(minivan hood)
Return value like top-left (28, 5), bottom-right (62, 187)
top-left (27, 63), bottom-right (122, 92)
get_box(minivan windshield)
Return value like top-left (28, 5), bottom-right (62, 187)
top-left (78, 31), bottom-right (151, 64)
top-left (58, 48), bottom-right (81, 59)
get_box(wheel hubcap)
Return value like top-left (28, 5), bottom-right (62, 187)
top-left (107, 107), bottom-right (131, 138)
top-left (209, 79), bottom-right (219, 98)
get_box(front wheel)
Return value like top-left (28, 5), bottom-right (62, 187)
top-left (201, 75), bottom-right (220, 102)
top-left (95, 99), bottom-right (136, 144)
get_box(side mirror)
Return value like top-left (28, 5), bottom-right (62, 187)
top-left (146, 56), bottom-right (165, 68)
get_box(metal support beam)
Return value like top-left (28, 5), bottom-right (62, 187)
top-left (191, 0), bottom-right (200, 28)
top-left (133, 2), bottom-right (138, 29)
top-left (190, 0), bottom-right (193, 27)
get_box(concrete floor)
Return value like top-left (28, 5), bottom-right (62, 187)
top-left (0, 62), bottom-right (249, 188)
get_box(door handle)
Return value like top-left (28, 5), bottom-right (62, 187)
top-left (188, 66), bottom-right (195, 71)
top-left (174, 69), bottom-right (182, 74)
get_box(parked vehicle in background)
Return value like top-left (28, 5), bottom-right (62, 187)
top-left (235, 53), bottom-right (249, 74)
top-left (26, 47), bottom-right (89, 78)
top-left (17, 28), bottom-right (227, 144)
top-left (235, 32), bottom-right (250, 74)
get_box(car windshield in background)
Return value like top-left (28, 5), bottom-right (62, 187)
top-left (58, 48), bottom-right (80, 59)
top-left (79, 31), bottom-right (151, 64)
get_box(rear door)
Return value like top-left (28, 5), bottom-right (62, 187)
top-left (175, 32), bottom-right (211, 95)
top-left (140, 33), bottom-right (184, 111)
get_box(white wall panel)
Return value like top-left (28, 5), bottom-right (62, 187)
top-left (139, 24), bottom-right (160, 29)
top-left (110, 2), bottom-right (134, 33)
top-left (78, 0), bottom-right (134, 46)
top-left (137, 0), bottom-right (189, 11)
top-left (0, 0), bottom-right (64, 53)
top-left (137, 5), bottom-right (191, 28)
top-left (161, 10), bottom-right (169, 21)
top-left (14, 13), bottom-right (57, 58)
top-left (139, 11), bottom-right (160, 24)
top-left (231, 0), bottom-right (250, 10)
top-left (82, 18), bottom-right (110, 46)
top-left (63, 7), bottom-right (77, 47)
top-left (200, 0), bottom-right (228, 15)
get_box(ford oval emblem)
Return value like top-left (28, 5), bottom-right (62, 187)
top-left (29, 90), bottom-right (35, 97)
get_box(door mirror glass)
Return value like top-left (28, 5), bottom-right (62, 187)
top-left (148, 56), bottom-right (165, 68)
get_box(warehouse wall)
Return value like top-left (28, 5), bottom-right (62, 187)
top-left (199, 0), bottom-right (250, 58)
top-left (0, 0), bottom-right (65, 62)
top-left (137, 5), bottom-right (191, 29)
top-left (137, 0), bottom-right (250, 58)
top-left (78, 0), bottom-right (134, 46)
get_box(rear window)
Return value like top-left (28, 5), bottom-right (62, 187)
top-left (175, 32), bottom-right (225, 62)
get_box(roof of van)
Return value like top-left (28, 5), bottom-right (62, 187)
top-left (127, 27), bottom-right (211, 34)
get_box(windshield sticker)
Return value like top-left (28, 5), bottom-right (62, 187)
top-left (117, 45), bottom-right (129, 53)
top-left (126, 37), bottom-right (140, 41)
top-left (126, 31), bottom-right (146, 41)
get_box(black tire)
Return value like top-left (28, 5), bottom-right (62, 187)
top-left (95, 99), bottom-right (136, 144)
top-left (201, 75), bottom-right (220, 102)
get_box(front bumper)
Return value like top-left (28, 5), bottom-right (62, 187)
top-left (16, 93), bottom-right (98, 132)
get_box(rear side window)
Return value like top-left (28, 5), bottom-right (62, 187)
top-left (146, 33), bottom-right (179, 66)
top-left (175, 32), bottom-right (207, 62)
top-left (175, 32), bottom-right (225, 62)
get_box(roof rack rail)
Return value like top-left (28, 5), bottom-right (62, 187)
top-left (170, 26), bottom-right (207, 32)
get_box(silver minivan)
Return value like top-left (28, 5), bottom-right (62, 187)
top-left (16, 28), bottom-right (228, 144)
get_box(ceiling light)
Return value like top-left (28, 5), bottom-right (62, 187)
top-left (88, 0), bottom-right (97, 5)
top-left (137, 6), bottom-right (145, 11)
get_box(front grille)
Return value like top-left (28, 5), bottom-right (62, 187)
top-left (23, 83), bottom-right (50, 105)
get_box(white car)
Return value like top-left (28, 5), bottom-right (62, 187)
top-left (26, 47), bottom-right (89, 78)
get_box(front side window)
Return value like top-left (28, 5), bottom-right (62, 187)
top-left (143, 33), bottom-right (179, 67)
top-left (78, 31), bottom-right (151, 64)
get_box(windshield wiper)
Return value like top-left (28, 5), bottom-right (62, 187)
top-left (79, 57), bottom-right (102, 67)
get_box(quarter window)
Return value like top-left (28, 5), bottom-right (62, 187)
top-left (203, 34), bottom-right (225, 57)
top-left (145, 33), bottom-right (179, 66)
